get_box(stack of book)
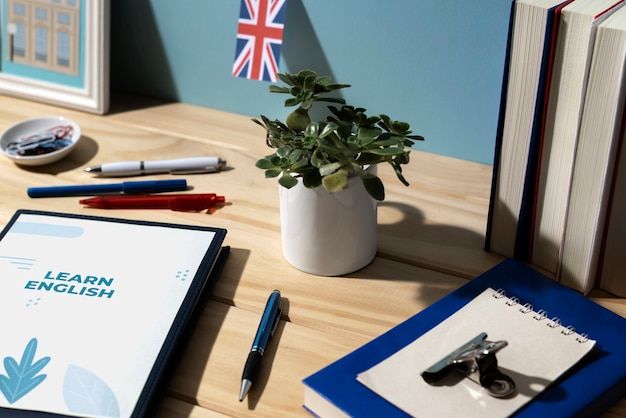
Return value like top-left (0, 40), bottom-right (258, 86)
top-left (487, 0), bottom-right (626, 295)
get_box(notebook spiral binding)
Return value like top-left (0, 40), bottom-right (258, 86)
top-left (492, 288), bottom-right (589, 343)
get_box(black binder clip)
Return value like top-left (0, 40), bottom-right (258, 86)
top-left (421, 332), bottom-right (516, 398)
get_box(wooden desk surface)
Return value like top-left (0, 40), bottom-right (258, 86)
top-left (0, 94), bottom-right (624, 417)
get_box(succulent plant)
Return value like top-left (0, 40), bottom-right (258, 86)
top-left (254, 70), bottom-right (423, 201)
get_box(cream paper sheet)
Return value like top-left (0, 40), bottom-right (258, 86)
top-left (357, 288), bottom-right (596, 418)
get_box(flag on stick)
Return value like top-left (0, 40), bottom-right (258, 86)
top-left (233, 0), bottom-right (287, 82)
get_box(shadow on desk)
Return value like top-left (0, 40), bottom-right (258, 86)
top-left (378, 201), bottom-right (487, 256)
top-left (377, 201), bottom-right (502, 279)
top-left (156, 247), bottom-right (250, 412)
top-left (107, 93), bottom-right (172, 116)
top-left (16, 135), bottom-right (99, 175)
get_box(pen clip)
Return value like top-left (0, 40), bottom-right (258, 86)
top-left (271, 308), bottom-right (282, 336)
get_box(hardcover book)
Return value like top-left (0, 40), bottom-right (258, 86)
top-left (559, 4), bottom-right (626, 293)
top-left (487, 0), bottom-right (569, 259)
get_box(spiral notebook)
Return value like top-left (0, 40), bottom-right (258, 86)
top-left (356, 288), bottom-right (596, 418)
top-left (303, 259), bottom-right (626, 418)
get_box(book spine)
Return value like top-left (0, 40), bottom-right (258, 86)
top-left (486, 0), bottom-right (516, 252)
top-left (514, 4), bottom-right (567, 261)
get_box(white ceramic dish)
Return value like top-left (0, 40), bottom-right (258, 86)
top-left (0, 117), bottom-right (81, 166)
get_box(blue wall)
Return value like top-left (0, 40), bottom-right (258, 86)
top-left (111, 0), bottom-right (512, 164)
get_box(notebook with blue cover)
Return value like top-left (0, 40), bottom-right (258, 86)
top-left (303, 259), bottom-right (626, 417)
top-left (0, 210), bottom-right (228, 418)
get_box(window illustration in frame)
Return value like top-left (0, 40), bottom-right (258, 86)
top-left (0, 0), bottom-right (109, 113)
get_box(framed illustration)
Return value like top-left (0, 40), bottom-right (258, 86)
top-left (0, 0), bottom-right (109, 114)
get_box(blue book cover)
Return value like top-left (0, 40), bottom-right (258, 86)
top-left (303, 259), bottom-right (626, 417)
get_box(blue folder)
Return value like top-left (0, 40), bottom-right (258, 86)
top-left (303, 259), bottom-right (626, 417)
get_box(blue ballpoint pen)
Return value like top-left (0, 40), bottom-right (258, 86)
top-left (27, 179), bottom-right (188, 198)
top-left (239, 290), bottom-right (282, 402)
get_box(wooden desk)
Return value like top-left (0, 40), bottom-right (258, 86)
top-left (0, 94), bottom-right (624, 417)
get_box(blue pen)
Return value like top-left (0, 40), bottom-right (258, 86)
top-left (239, 289), bottom-right (282, 401)
top-left (27, 179), bottom-right (188, 198)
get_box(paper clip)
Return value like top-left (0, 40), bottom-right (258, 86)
top-left (421, 332), bottom-right (516, 398)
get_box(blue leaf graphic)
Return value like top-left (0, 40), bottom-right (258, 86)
top-left (0, 338), bottom-right (50, 404)
top-left (63, 364), bottom-right (120, 417)
top-left (4, 358), bottom-right (19, 377)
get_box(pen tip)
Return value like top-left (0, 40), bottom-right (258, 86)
top-left (239, 379), bottom-right (251, 402)
top-left (84, 167), bottom-right (101, 173)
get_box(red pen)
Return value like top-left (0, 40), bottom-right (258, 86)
top-left (79, 194), bottom-right (225, 211)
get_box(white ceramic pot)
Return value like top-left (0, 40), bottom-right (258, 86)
top-left (279, 168), bottom-right (378, 276)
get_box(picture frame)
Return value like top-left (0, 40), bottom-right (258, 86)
top-left (0, 0), bottom-right (109, 114)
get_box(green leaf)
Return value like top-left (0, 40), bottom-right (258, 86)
top-left (371, 136), bottom-right (405, 147)
top-left (291, 157), bottom-right (309, 170)
top-left (285, 98), bottom-right (300, 107)
top-left (319, 162), bottom-right (343, 176)
top-left (302, 169), bottom-right (322, 188)
top-left (315, 75), bottom-right (332, 85)
top-left (365, 147), bottom-right (405, 156)
top-left (269, 85), bottom-right (290, 94)
top-left (357, 126), bottom-right (382, 144)
top-left (265, 168), bottom-right (282, 178)
top-left (251, 118), bottom-right (266, 129)
top-left (279, 173), bottom-right (298, 188)
top-left (290, 86), bottom-right (302, 96)
top-left (314, 98), bottom-right (346, 105)
top-left (297, 69), bottom-right (317, 78)
top-left (326, 83), bottom-right (351, 90)
top-left (365, 116), bottom-right (381, 125)
top-left (407, 134), bottom-right (424, 141)
top-left (319, 122), bottom-right (340, 138)
top-left (277, 147), bottom-right (290, 158)
top-left (379, 114), bottom-right (392, 130)
top-left (322, 168), bottom-right (348, 193)
top-left (277, 73), bottom-right (295, 86)
top-left (355, 153), bottom-right (383, 165)
top-left (392, 121), bottom-right (410, 133)
top-left (311, 148), bottom-right (325, 168)
top-left (301, 99), bottom-right (313, 110)
top-left (361, 175), bottom-right (385, 201)
top-left (288, 149), bottom-right (303, 163)
top-left (256, 158), bottom-right (274, 169)
top-left (303, 74), bottom-right (316, 90)
top-left (305, 122), bottom-right (320, 137)
top-left (394, 152), bottom-right (410, 165)
top-left (390, 162), bottom-right (410, 186)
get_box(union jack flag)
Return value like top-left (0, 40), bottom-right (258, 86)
top-left (233, 0), bottom-right (287, 82)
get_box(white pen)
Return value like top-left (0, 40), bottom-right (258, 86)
top-left (85, 157), bottom-right (227, 177)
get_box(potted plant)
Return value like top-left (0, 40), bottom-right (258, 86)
top-left (254, 70), bottom-right (423, 275)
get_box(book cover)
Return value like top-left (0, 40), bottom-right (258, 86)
top-left (0, 210), bottom-right (227, 417)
